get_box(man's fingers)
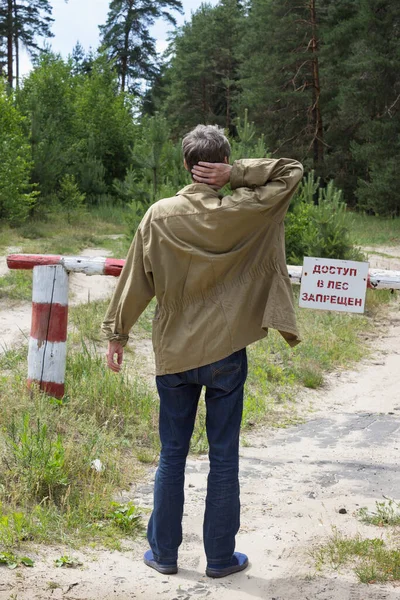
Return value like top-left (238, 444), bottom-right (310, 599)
top-left (192, 166), bottom-right (215, 176)
top-left (106, 353), bottom-right (122, 372)
top-left (193, 175), bottom-right (215, 184)
top-left (197, 161), bottom-right (215, 168)
top-left (117, 350), bottom-right (123, 365)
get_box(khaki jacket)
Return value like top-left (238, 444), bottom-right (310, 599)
top-left (102, 158), bottom-right (303, 375)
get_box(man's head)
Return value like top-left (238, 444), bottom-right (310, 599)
top-left (182, 125), bottom-right (231, 175)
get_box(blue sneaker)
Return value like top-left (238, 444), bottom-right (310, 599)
top-left (143, 549), bottom-right (178, 575)
top-left (206, 552), bottom-right (249, 578)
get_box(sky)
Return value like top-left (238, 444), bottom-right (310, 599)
top-left (20, 0), bottom-right (218, 77)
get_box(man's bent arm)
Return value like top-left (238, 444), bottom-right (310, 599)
top-left (102, 227), bottom-right (155, 347)
top-left (230, 158), bottom-right (304, 223)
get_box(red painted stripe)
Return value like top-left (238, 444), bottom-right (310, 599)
top-left (104, 258), bottom-right (125, 277)
top-left (28, 379), bottom-right (65, 399)
top-left (31, 303), bottom-right (69, 342)
top-left (7, 254), bottom-right (61, 270)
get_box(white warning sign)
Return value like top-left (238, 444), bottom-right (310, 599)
top-left (299, 257), bottom-right (369, 313)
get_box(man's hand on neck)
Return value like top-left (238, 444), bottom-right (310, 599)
top-left (191, 162), bottom-right (232, 190)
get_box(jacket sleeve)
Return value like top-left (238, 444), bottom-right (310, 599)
top-left (101, 227), bottom-right (155, 346)
top-left (230, 158), bottom-right (304, 222)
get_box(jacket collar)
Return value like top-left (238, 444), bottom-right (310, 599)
top-left (176, 183), bottom-right (222, 198)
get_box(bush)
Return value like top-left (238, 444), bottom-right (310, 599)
top-left (286, 172), bottom-right (363, 265)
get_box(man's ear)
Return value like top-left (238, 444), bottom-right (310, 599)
top-left (183, 159), bottom-right (189, 171)
top-left (223, 157), bottom-right (229, 164)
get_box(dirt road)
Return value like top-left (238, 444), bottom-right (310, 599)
top-left (0, 249), bottom-right (117, 352)
top-left (0, 248), bottom-right (399, 599)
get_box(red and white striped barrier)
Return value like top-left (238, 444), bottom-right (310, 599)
top-left (6, 254), bottom-right (400, 290)
top-left (28, 265), bottom-right (69, 399)
top-left (7, 254), bottom-right (124, 277)
top-left (5, 253), bottom-right (400, 400)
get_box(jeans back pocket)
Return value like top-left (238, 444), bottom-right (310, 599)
top-left (210, 350), bottom-right (245, 393)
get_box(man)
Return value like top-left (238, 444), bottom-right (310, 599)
top-left (102, 124), bottom-right (303, 578)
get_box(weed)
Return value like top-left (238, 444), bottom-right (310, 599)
top-left (0, 511), bottom-right (32, 550)
top-left (106, 502), bottom-right (143, 534)
top-left (0, 345), bottom-right (28, 370)
top-left (136, 449), bottom-right (157, 464)
top-left (358, 498), bottom-right (400, 527)
top-left (0, 552), bottom-right (34, 569)
top-left (312, 529), bottom-right (400, 583)
top-left (69, 300), bottom-right (109, 343)
top-left (54, 555), bottom-right (83, 568)
top-left (4, 414), bottom-right (69, 504)
top-left (296, 361), bottom-right (324, 389)
top-left (47, 581), bottom-right (61, 589)
top-left (0, 551), bottom-right (19, 569)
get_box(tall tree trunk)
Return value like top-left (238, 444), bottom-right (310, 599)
top-left (7, 0), bottom-right (13, 87)
top-left (121, 21), bottom-right (129, 92)
top-left (309, 0), bottom-right (324, 169)
top-left (13, 0), bottom-right (19, 87)
top-left (121, 52), bottom-right (127, 92)
top-left (226, 78), bottom-right (231, 131)
top-left (202, 77), bottom-right (207, 120)
top-left (121, 0), bottom-right (134, 93)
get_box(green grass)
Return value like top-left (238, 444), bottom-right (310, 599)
top-left (350, 213), bottom-right (400, 246)
top-left (0, 207), bottom-right (129, 252)
top-left (0, 207), bottom-right (131, 301)
top-left (0, 270), bottom-right (32, 301)
top-left (312, 528), bottom-right (400, 584)
top-left (358, 499), bottom-right (400, 527)
top-left (0, 337), bottom-right (152, 551)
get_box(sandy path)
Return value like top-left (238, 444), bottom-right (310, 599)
top-left (1, 309), bottom-right (399, 599)
top-left (364, 245), bottom-right (400, 271)
top-left (0, 249), bottom-right (117, 352)
top-left (0, 247), bottom-right (400, 599)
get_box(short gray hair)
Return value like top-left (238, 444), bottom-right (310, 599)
top-left (182, 125), bottom-right (231, 173)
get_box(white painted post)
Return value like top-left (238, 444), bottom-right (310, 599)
top-left (27, 265), bottom-right (69, 399)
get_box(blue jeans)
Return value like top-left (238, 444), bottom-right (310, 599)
top-left (147, 348), bottom-right (248, 565)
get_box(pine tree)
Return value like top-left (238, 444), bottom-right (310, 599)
top-left (161, 0), bottom-right (244, 134)
top-left (317, 0), bottom-right (361, 200)
top-left (71, 41), bottom-right (94, 76)
top-left (321, 0), bottom-right (400, 214)
top-left (0, 0), bottom-right (53, 87)
top-left (239, 0), bottom-right (326, 173)
top-left (99, 0), bottom-right (183, 93)
top-left (340, 0), bottom-right (400, 215)
top-left (58, 174), bottom-right (86, 223)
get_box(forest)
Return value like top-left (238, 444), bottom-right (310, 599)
top-left (1, 0), bottom-right (400, 234)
